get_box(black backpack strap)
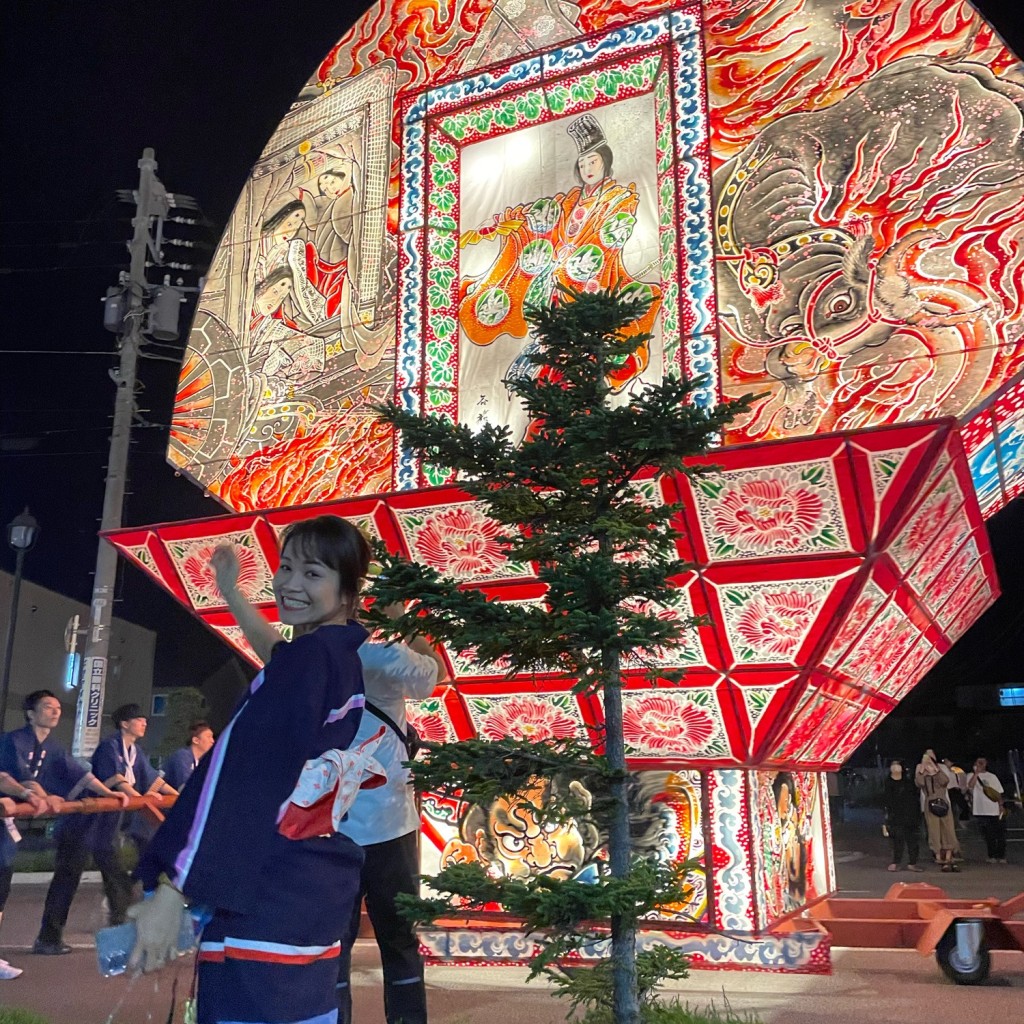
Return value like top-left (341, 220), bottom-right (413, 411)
top-left (364, 699), bottom-right (409, 745)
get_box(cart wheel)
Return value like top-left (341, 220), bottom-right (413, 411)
top-left (935, 924), bottom-right (990, 985)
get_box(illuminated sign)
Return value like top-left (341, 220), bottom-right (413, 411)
top-left (63, 652), bottom-right (80, 692)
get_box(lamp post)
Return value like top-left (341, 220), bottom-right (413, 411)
top-left (0, 507), bottom-right (40, 730)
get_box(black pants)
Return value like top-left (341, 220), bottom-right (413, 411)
top-left (337, 830), bottom-right (426, 1024)
top-left (977, 815), bottom-right (1007, 859)
top-left (889, 822), bottom-right (919, 866)
top-left (0, 865), bottom-right (12, 912)
top-left (37, 822), bottom-right (134, 944)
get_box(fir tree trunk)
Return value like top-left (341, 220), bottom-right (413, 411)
top-left (602, 648), bottom-right (639, 1024)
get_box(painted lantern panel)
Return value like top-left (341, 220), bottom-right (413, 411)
top-left (111, 418), bottom-right (999, 771)
top-left (707, 2), bottom-right (1024, 448)
top-left (167, 0), bottom-right (1023, 517)
top-left (418, 769), bottom-right (709, 927)
top-left (106, 0), bottom-right (1020, 971)
top-left (749, 771), bottom-right (831, 929)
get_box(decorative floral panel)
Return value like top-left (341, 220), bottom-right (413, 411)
top-left (389, 499), bottom-right (533, 583)
top-left (707, 570), bottom-right (855, 668)
top-left (619, 687), bottom-right (732, 762)
top-left (108, 417), bottom-right (998, 770)
top-left (405, 686), bottom-right (473, 748)
top-left (164, 527), bottom-right (274, 611)
top-left (462, 691), bottom-right (589, 743)
top-left (685, 461), bottom-right (851, 563)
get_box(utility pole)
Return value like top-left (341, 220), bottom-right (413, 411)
top-left (72, 149), bottom-right (195, 756)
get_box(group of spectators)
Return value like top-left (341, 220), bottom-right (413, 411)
top-left (882, 749), bottom-right (1011, 872)
top-left (0, 514), bottom-right (444, 1024)
top-left (0, 693), bottom-right (213, 980)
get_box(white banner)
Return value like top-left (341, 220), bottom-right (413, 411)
top-left (72, 655), bottom-right (106, 757)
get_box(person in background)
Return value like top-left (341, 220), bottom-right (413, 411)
top-left (212, 543), bottom-right (446, 1024)
top-left (0, 690), bottom-right (129, 955)
top-left (915, 749), bottom-right (958, 872)
top-left (162, 720), bottom-right (215, 792)
top-left (967, 757), bottom-right (1007, 864)
top-left (0, 767), bottom-right (51, 978)
top-left (77, 703), bottom-right (179, 927)
top-left (941, 758), bottom-right (970, 830)
top-left (334, 603), bottom-right (446, 1024)
top-left (882, 760), bottom-right (923, 872)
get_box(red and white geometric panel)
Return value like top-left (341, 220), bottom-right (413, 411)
top-left (960, 370), bottom-right (1024, 517)
top-left (106, 419), bottom-right (998, 771)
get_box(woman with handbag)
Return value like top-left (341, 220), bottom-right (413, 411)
top-left (967, 757), bottom-right (1008, 863)
top-left (916, 750), bottom-right (958, 872)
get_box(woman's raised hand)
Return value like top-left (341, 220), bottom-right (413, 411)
top-left (211, 544), bottom-right (241, 598)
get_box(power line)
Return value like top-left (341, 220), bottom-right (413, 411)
top-left (0, 263), bottom-right (129, 275)
top-left (1, 349), bottom-right (122, 356)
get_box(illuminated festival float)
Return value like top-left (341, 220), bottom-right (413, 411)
top-left (109, 1), bottom-right (1023, 972)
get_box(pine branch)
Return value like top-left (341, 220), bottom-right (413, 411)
top-left (369, 286), bottom-right (752, 1021)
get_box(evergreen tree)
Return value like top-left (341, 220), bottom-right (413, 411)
top-left (154, 686), bottom-right (207, 759)
top-left (367, 287), bottom-right (750, 1023)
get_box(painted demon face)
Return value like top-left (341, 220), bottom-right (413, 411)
top-left (485, 780), bottom-right (587, 880)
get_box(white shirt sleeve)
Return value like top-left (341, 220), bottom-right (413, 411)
top-left (359, 640), bottom-right (439, 702)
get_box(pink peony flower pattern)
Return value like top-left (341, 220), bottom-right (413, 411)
top-left (843, 605), bottom-right (905, 678)
top-left (405, 708), bottom-right (449, 744)
top-left (478, 697), bottom-right (578, 742)
top-left (910, 519), bottom-right (963, 586)
top-left (773, 696), bottom-right (831, 759)
top-left (711, 476), bottom-right (825, 555)
top-left (895, 489), bottom-right (957, 564)
top-left (412, 506), bottom-right (506, 578)
top-left (622, 695), bottom-right (717, 754)
top-left (825, 587), bottom-right (883, 663)
top-left (927, 545), bottom-right (975, 607)
top-left (180, 542), bottom-right (262, 605)
top-left (734, 590), bottom-right (818, 659)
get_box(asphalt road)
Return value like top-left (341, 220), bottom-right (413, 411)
top-left (0, 811), bottom-right (1020, 1024)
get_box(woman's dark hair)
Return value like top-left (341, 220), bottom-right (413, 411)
top-left (772, 771), bottom-right (797, 807)
top-left (189, 720), bottom-right (212, 739)
top-left (318, 166), bottom-right (354, 192)
top-left (279, 516), bottom-right (372, 600)
top-left (255, 265), bottom-right (293, 296)
top-left (261, 200), bottom-right (304, 235)
top-left (573, 144), bottom-right (614, 185)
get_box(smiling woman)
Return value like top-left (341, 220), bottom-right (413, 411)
top-left (272, 518), bottom-right (369, 632)
top-left (128, 515), bottom-right (372, 1024)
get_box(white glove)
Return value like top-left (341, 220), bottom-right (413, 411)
top-left (127, 881), bottom-right (187, 973)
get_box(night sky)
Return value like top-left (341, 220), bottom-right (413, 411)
top-left (1, 2), bottom-right (1021, 749)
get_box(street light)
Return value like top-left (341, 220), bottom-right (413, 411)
top-left (0, 507), bottom-right (40, 729)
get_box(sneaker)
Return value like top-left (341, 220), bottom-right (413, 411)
top-left (997, 858), bottom-right (1008, 864)
top-left (31, 940), bottom-right (72, 956)
top-left (0, 959), bottom-right (24, 980)
top-left (887, 863), bottom-right (899, 872)
top-left (987, 858), bottom-right (997, 864)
